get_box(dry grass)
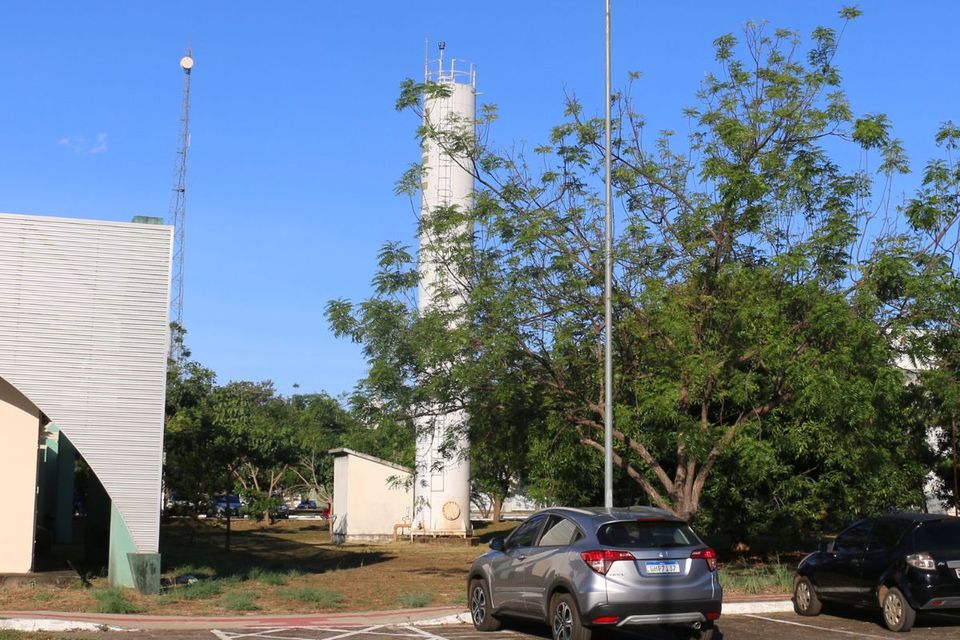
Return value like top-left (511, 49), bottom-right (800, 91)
top-left (0, 519), bottom-right (517, 615)
top-left (0, 518), bottom-right (790, 616)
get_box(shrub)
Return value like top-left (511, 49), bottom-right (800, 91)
top-left (247, 568), bottom-right (288, 586)
top-left (92, 587), bottom-right (142, 614)
top-left (279, 587), bottom-right (343, 608)
top-left (398, 591), bottom-right (433, 608)
top-left (223, 592), bottom-right (260, 611)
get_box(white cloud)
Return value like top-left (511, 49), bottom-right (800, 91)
top-left (58, 133), bottom-right (109, 155)
top-left (89, 132), bottom-right (108, 154)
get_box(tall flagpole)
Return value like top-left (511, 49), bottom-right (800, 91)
top-left (603, 0), bottom-right (614, 509)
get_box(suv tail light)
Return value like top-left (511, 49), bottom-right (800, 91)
top-left (690, 547), bottom-right (718, 572)
top-left (906, 552), bottom-right (936, 571)
top-left (580, 549), bottom-right (635, 575)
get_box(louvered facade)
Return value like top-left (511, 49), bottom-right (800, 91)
top-left (0, 212), bottom-right (171, 561)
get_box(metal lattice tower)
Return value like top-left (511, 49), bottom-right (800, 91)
top-left (168, 50), bottom-right (193, 359)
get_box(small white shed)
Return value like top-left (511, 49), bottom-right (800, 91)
top-left (329, 448), bottom-right (413, 542)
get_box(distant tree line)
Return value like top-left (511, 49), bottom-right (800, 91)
top-left (162, 325), bottom-right (413, 524)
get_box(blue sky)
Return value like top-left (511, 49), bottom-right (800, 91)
top-left (1, 2), bottom-right (957, 398)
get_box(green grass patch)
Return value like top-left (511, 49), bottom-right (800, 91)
top-left (92, 587), bottom-right (143, 614)
top-left (0, 632), bottom-right (91, 640)
top-left (247, 567), bottom-right (290, 585)
top-left (162, 576), bottom-right (243, 602)
top-left (279, 587), bottom-right (343, 608)
top-left (721, 562), bottom-right (794, 594)
top-left (167, 564), bottom-right (217, 579)
top-left (398, 590), bottom-right (433, 608)
top-left (222, 592), bottom-right (260, 611)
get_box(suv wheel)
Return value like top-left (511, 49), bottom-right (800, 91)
top-left (469, 578), bottom-right (501, 631)
top-left (882, 587), bottom-right (916, 632)
top-left (551, 592), bottom-right (591, 640)
top-left (793, 576), bottom-right (823, 616)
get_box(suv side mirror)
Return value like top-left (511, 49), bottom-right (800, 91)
top-left (819, 539), bottom-right (836, 554)
top-left (489, 537), bottom-right (505, 552)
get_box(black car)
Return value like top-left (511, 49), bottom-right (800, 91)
top-left (794, 512), bottom-right (960, 631)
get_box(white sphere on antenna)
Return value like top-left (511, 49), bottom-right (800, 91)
top-left (180, 56), bottom-right (194, 70)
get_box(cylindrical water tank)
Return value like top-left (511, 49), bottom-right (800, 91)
top-left (413, 57), bottom-right (476, 536)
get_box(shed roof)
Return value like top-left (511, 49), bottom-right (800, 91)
top-left (328, 447), bottom-right (413, 474)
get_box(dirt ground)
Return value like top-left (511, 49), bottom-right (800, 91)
top-left (0, 519), bottom-right (508, 615)
top-left (0, 518), bottom-right (789, 616)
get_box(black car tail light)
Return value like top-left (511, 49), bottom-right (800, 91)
top-left (580, 549), bottom-right (636, 575)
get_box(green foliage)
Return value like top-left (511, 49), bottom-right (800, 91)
top-left (165, 579), bottom-right (227, 601)
top-left (721, 561), bottom-right (794, 594)
top-left (247, 568), bottom-right (290, 586)
top-left (279, 587), bottom-right (344, 608)
top-left (329, 9), bottom-right (960, 541)
top-left (92, 587), bottom-right (142, 614)
top-left (163, 328), bottom-right (364, 526)
top-left (222, 592), bottom-right (260, 611)
top-left (398, 590), bottom-right (434, 608)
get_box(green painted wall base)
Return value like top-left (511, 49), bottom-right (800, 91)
top-left (128, 553), bottom-right (161, 595)
top-left (108, 503), bottom-right (161, 594)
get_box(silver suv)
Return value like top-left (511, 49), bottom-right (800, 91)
top-left (467, 506), bottom-right (722, 640)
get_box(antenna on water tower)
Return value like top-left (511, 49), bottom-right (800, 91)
top-left (168, 50), bottom-right (193, 361)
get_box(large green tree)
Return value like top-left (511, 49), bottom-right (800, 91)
top-left (285, 392), bottom-right (357, 508)
top-left (331, 10), bottom-right (959, 528)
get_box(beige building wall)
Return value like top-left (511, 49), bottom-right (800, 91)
top-left (330, 448), bottom-right (412, 541)
top-left (0, 378), bottom-right (41, 573)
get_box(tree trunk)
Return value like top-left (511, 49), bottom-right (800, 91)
top-left (225, 506), bottom-right (232, 552)
top-left (492, 495), bottom-right (504, 524)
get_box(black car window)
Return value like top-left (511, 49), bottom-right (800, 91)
top-left (835, 520), bottom-right (872, 554)
top-left (508, 514), bottom-right (548, 548)
top-left (914, 520), bottom-right (960, 551)
top-left (538, 516), bottom-right (582, 547)
top-left (597, 520), bottom-right (698, 548)
top-left (869, 519), bottom-right (911, 553)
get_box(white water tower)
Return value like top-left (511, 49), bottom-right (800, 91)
top-left (413, 43), bottom-right (476, 536)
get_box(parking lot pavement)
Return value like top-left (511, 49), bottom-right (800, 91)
top-left (200, 610), bottom-right (960, 640)
top-left (93, 610), bottom-right (960, 640)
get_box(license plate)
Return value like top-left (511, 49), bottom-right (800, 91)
top-left (645, 560), bottom-right (680, 574)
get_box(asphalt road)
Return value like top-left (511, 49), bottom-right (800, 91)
top-left (84, 609), bottom-right (960, 640)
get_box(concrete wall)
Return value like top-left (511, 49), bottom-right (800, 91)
top-left (0, 377), bottom-right (41, 573)
top-left (330, 449), bottom-right (412, 541)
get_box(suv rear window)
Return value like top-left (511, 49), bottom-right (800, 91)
top-left (597, 520), bottom-right (699, 548)
top-left (914, 520), bottom-right (960, 551)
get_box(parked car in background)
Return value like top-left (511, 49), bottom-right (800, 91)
top-left (468, 506), bottom-right (722, 640)
top-left (794, 512), bottom-right (960, 632)
top-left (211, 494), bottom-right (242, 516)
top-left (296, 499), bottom-right (317, 510)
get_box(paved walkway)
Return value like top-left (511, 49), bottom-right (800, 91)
top-left (0, 595), bottom-right (794, 631)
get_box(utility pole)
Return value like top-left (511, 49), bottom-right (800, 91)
top-left (168, 50), bottom-right (194, 360)
top-left (603, 0), bottom-right (614, 509)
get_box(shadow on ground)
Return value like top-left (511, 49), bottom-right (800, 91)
top-left (159, 519), bottom-right (394, 579)
top-left (496, 616), bottom-right (724, 640)
top-left (821, 601), bottom-right (960, 632)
